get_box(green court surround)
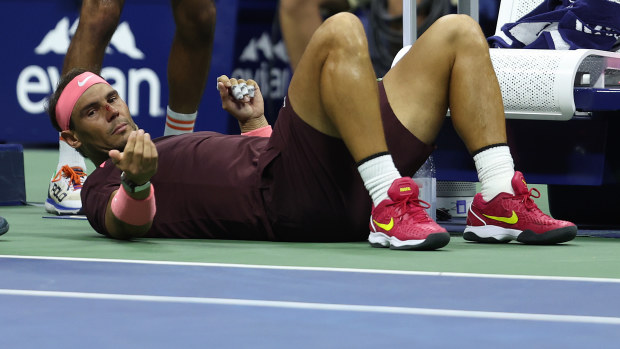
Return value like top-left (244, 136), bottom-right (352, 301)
top-left (0, 149), bottom-right (618, 279)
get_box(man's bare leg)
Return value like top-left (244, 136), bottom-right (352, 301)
top-left (47, 0), bottom-right (125, 216)
top-left (164, 0), bottom-right (216, 135)
top-left (279, 0), bottom-right (350, 72)
top-left (384, 15), bottom-right (576, 244)
top-left (288, 13), bottom-right (387, 161)
top-left (292, 14), bottom-right (503, 165)
top-left (384, 14), bottom-right (515, 200)
top-left (62, 0), bottom-right (125, 75)
top-left (384, 14), bottom-right (506, 151)
top-left (288, 13), bottom-right (449, 250)
top-left (279, 0), bottom-right (418, 72)
top-left (168, 0), bottom-right (215, 113)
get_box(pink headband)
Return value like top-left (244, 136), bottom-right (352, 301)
top-left (55, 72), bottom-right (110, 131)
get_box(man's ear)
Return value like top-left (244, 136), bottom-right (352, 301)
top-left (60, 130), bottom-right (81, 149)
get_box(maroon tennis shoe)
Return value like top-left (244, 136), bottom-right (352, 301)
top-left (464, 171), bottom-right (577, 244)
top-left (369, 177), bottom-right (450, 250)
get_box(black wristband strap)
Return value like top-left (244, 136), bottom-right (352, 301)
top-left (120, 172), bottom-right (151, 193)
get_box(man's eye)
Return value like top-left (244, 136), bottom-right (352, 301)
top-left (108, 96), bottom-right (117, 103)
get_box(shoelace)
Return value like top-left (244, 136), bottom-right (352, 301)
top-left (393, 193), bottom-right (434, 223)
top-left (53, 165), bottom-right (87, 190)
top-left (511, 187), bottom-right (541, 210)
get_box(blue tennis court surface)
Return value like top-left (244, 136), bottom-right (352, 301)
top-left (1, 255), bottom-right (619, 348)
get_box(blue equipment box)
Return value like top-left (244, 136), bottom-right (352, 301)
top-left (0, 144), bottom-right (26, 205)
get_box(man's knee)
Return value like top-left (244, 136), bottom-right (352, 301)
top-left (432, 14), bottom-right (488, 50)
top-left (173, 0), bottom-right (216, 44)
top-left (317, 13), bottom-right (366, 50)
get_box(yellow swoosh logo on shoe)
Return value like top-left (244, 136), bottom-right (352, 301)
top-left (373, 218), bottom-right (394, 231)
top-left (483, 211), bottom-right (518, 224)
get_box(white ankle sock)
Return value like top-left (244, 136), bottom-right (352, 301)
top-left (57, 135), bottom-right (86, 172)
top-left (164, 106), bottom-right (197, 136)
top-left (357, 153), bottom-right (401, 206)
top-left (473, 145), bottom-right (515, 201)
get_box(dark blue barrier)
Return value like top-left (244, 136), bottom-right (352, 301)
top-left (228, 0), bottom-right (292, 132)
top-left (1, 0), bottom-right (245, 144)
top-left (4, 0), bottom-right (614, 191)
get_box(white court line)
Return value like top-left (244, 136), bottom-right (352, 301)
top-left (1, 288), bottom-right (620, 325)
top-left (1, 254), bottom-right (620, 284)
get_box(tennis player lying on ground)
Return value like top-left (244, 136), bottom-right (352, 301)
top-left (47, 13), bottom-right (577, 250)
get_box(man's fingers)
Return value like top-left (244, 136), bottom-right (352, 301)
top-left (238, 80), bottom-right (249, 98)
top-left (123, 130), bottom-right (137, 161)
top-left (217, 81), bottom-right (227, 96)
top-left (217, 76), bottom-right (257, 98)
top-left (132, 129), bottom-right (145, 163)
top-left (231, 82), bottom-right (244, 100)
top-left (246, 84), bottom-right (255, 98)
top-left (246, 79), bottom-right (259, 97)
top-left (142, 132), bottom-right (157, 167)
top-left (246, 79), bottom-right (258, 89)
top-left (216, 75), bottom-right (229, 84)
top-left (217, 76), bottom-right (245, 103)
top-left (216, 75), bottom-right (231, 91)
top-left (225, 78), bottom-right (254, 101)
top-left (218, 76), bottom-right (258, 105)
top-left (109, 149), bottom-right (122, 165)
top-left (121, 129), bottom-right (149, 170)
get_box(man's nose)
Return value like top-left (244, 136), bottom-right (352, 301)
top-left (105, 103), bottom-right (118, 119)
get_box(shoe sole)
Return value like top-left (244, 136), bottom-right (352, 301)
top-left (463, 225), bottom-right (518, 243)
top-left (464, 225), bottom-right (577, 245)
top-left (45, 198), bottom-right (82, 215)
top-left (369, 232), bottom-right (450, 251)
top-left (516, 226), bottom-right (577, 245)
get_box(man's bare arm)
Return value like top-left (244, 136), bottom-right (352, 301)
top-left (104, 129), bottom-right (158, 239)
top-left (217, 75), bottom-right (270, 133)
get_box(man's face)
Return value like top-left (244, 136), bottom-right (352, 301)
top-left (69, 83), bottom-right (138, 159)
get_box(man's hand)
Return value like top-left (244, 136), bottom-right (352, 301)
top-left (108, 129), bottom-right (158, 192)
top-left (104, 129), bottom-right (158, 240)
top-left (217, 75), bottom-right (269, 133)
